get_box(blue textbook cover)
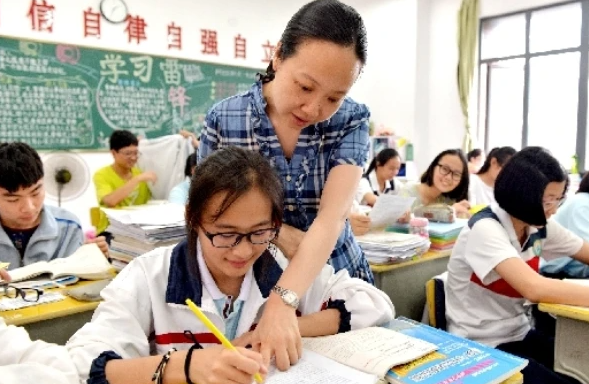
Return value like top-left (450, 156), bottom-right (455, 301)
top-left (385, 318), bottom-right (527, 384)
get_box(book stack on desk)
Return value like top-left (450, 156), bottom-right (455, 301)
top-left (103, 204), bottom-right (186, 270)
top-left (356, 232), bottom-right (430, 265)
top-left (386, 219), bottom-right (467, 254)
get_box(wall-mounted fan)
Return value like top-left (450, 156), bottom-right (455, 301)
top-left (42, 152), bottom-right (91, 206)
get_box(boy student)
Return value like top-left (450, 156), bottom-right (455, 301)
top-left (0, 269), bottom-right (79, 384)
top-left (67, 147), bottom-right (394, 384)
top-left (445, 147), bottom-right (589, 383)
top-left (0, 142), bottom-right (108, 269)
top-left (93, 129), bottom-right (156, 233)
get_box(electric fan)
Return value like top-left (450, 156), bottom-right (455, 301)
top-left (42, 152), bottom-right (91, 206)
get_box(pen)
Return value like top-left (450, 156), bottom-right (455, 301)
top-left (185, 298), bottom-right (264, 383)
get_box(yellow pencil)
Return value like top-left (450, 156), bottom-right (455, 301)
top-left (185, 298), bottom-right (264, 383)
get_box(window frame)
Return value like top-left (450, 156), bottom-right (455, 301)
top-left (478, 0), bottom-right (589, 172)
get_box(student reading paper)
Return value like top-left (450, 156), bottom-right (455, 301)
top-left (0, 269), bottom-right (79, 384)
top-left (67, 147), bottom-right (394, 384)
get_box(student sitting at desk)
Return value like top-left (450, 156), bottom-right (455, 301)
top-left (355, 148), bottom-right (402, 206)
top-left (445, 147), bottom-right (589, 384)
top-left (168, 153), bottom-right (197, 205)
top-left (67, 147), bottom-right (394, 384)
top-left (541, 171), bottom-right (589, 278)
top-left (400, 149), bottom-right (471, 219)
top-left (93, 130), bottom-right (156, 234)
top-left (468, 146), bottom-right (516, 206)
top-left (0, 142), bottom-right (108, 269)
top-left (0, 269), bottom-right (79, 384)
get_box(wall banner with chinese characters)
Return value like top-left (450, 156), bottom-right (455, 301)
top-left (0, 36), bottom-right (261, 149)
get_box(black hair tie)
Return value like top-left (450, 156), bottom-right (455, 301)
top-left (183, 330), bottom-right (204, 384)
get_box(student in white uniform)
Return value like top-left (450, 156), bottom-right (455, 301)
top-left (541, 171), bottom-right (589, 278)
top-left (356, 148), bottom-right (402, 206)
top-left (468, 146), bottom-right (516, 206)
top-left (0, 269), bottom-right (79, 384)
top-left (445, 147), bottom-right (589, 384)
top-left (67, 147), bottom-right (394, 384)
top-left (399, 149), bottom-right (471, 218)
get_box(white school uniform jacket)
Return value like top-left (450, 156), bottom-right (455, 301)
top-left (445, 204), bottom-right (583, 347)
top-left (0, 318), bottom-right (79, 384)
top-left (67, 239), bottom-right (394, 383)
top-left (467, 174), bottom-right (495, 206)
top-left (355, 172), bottom-right (400, 205)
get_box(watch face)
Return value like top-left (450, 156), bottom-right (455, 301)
top-left (100, 0), bottom-right (128, 24)
top-left (283, 291), bottom-right (297, 304)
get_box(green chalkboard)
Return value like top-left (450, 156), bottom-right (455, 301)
top-left (0, 35), bottom-right (261, 149)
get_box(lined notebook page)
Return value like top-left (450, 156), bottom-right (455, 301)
top-left (265, 349), bottom-right (378, 384)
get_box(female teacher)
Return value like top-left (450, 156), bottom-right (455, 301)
top-left (199, 0), bottom-right (372, 373)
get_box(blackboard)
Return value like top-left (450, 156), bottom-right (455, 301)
top-left (0, 36), bottom-right (261, 149)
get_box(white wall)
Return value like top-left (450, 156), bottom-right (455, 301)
top-left (0, 0), bottom-right (419, 229)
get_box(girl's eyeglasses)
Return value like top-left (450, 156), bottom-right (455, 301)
top-left (1, 284), bottom-right (44, 302)
top-left (542, 196), bottom-right (566, 210)
top-left (201, 227), bottom-right (279, 248)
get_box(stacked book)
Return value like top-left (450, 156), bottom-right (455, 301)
top-left (356, 232), bottom-right (430, 265)
top-left (385, 219), bottom-right (468, 255)
top-left (103, 203), bottom-right (186, 270)
top-left (427, 219), bottom-right (467, 253)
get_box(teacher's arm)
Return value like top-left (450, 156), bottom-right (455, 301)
top-left (253, 103), bottom-right (370, 371)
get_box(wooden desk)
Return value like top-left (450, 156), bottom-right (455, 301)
top-left (371, 250), bottom-right (450, 320)
top-left (0, 282), bottom-right (101, 345)
top-left (538, 302), bottom-right (589, 384)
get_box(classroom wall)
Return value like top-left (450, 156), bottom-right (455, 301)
top-left (0, 0), bottom-right (419, 229)
top-left (0, 0), bottom-right (563, 229)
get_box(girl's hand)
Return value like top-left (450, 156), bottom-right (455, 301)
top-left (190, 346), bottom-right (267, 384)
top-left (453, 200), bottom-right (472, 218)
top-left (397, 210), bottom-right (411, 224)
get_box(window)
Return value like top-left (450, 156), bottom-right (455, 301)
top-left (479, 1), bottom-right (589, 172)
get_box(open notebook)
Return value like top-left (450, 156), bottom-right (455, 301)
top-left (2, 243), bottom-right (114, 283)
top-left (301, 327), bottom-right (437, 380)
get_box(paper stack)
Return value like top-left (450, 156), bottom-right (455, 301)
top-left (103, 204), bottom-right (186, 269)
top-left (356, 232), bottom-right (430, 265)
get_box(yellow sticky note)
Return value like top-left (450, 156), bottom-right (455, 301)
top-left (0, 263), bottom-right (9, 270)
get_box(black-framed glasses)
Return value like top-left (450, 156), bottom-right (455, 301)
top-left (201, 227), bottom-right (279, 248)
top-left (437, 164), bottom-right (463, 181)
top-left (1, 285), bottom-right (44, 302)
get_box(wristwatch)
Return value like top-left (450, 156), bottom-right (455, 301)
top-left (271, 285), bottom-right (300, 309)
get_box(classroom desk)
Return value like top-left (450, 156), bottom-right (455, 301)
top-left (0, 281), bottom-right (101, 345)
top-left (371, 250), bottom-right (450, 321)
top-left (538, 302), bottom-right (589, 384)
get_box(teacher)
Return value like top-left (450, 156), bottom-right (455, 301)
top-left (199, 0), bottom-right (372, 372)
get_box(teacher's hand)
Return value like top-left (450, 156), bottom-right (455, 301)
top-left (252, 294), bottom-right (302, 371)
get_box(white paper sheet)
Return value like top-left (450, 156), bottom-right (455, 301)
top-left (369, 195), bottom-right (415, 228)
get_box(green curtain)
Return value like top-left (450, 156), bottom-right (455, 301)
top-left (457, 0), bottom-right (480, 152)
